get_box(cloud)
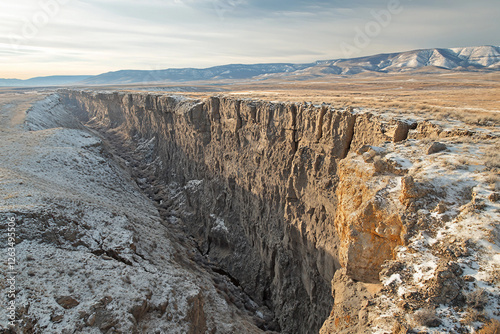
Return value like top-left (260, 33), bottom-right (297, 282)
top-left (0, 0), bottom-right (499, 78)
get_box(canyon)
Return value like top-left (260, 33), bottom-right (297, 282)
top-left (1, 89), bottom-right (499, 333)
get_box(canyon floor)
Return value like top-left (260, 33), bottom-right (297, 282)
top-left (0, 75), bottom-right (499, 334)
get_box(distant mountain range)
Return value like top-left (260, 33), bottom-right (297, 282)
top-left (0, 75), bottom-right (92, 87)
top-left (2, 46), bottom-right (499, 87)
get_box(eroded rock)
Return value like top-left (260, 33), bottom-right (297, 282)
top-left (427, 141), bottom-right (447, 154)
top-left (56, 296), bottom-right (80, 309)
top-left (335, 155), bottom-right (406, 283)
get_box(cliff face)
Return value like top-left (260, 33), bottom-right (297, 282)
top-left (335, 150), bottom-right (406, 283)
top-left (2, 90), bottom-right (497, 333)
top-left (59, 90), bottom-right (417, 333)
top-left (0, 93), bottom-right (268, 334)
top-left (57, 90), bottom-right (500, 334)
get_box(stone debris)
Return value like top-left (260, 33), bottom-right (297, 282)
top-left (427, 141), bottom-right (448, 154)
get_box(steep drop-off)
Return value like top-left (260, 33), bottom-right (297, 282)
top-left (58, 90), bottom-right (500, 333)
top-left (58, 90), bottom-right (418, 333)
top-left (0, 93), bottom-right (268, 334)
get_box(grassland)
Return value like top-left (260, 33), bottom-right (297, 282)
top-left (3, 70), bottom-right (499, 126)
top-left (127, 71), bottom-right (500, 126)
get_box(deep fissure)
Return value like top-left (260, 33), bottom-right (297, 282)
top-left (59, 90), bottom-right (420, 333)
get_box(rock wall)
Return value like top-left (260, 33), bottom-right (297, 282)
top-left (60, 90), bottom-right (414, 333)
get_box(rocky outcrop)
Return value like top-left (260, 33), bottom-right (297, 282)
top-left (319, 268), bottom-right (374, 334)
top-left (58, 90), bottom-right (421, 333)
top-left (335, 149), bottom-right (406, 283)
top-left (0, 94), bottom-right (265, 334)
top-left (55, 90), bottom-right (500, 333)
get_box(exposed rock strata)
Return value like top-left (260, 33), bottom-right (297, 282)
top-left (57, 90), bottom-right (499, 333)
top-left (335, 149), bottom-right (406, 283)
top-left (57, 91), bottom-right (419, 333)
top-left (0, 94), bottom-right (266, 334)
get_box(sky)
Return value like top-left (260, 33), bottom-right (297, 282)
top-left (1, 0), bottom-right (499, 79)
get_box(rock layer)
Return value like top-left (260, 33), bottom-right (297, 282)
top-left (58, 90), bottom-right (430, 333)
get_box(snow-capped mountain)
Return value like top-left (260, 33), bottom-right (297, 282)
top-left (1, 46), bottom-right (499, 87)
top-left (325, 45), bottom-right (500, 73)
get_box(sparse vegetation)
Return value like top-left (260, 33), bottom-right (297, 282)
top-left (478, 319), bottom-right (500, 334)
top-left (455, 159), bottom-right (471, 171)
top-left (483, 141), bottom-right (500, 170)
top-left (2, 68), bottom-right (499, 334)
top-left (466, 288), bottom-right (489, 310)
top-left (412, 308), bottom-right (441, 327)
top-left (392, 322), bottom-right (408, 334)
top-left (462, 308), bottom-right (484, 326)
top-left (3, 193), bottom-right (18, 200)
top-left (124, 72), bottom-right (500, 126)
top-left (485, 173), bottom-right (500, 190)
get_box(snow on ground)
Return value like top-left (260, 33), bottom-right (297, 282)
top-left (2, 91), bottom-right (498, 333)
top-left (24, 94), bottom-right (84, 131)
top-left (0, 94), bottom-right (261, 333)
top-left (369, 134), bottom-right (500, 333)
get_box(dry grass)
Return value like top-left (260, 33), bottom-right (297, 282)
top-left (411, 308), bottom-right (440, 327)
top-left (5, 71), bottom-right (500, 135)
top-left (485, 172), bottom-right (500, 191)
top-left (456, 157), bottom-right (470, 169)
top-left (10, 71), bottom-right (498, 127)
top-left (483, 140), bottom-right (500, 170)
top-left (466, 288), bottom-right (489, 310)
top-left (478, 319), bottom-right (500, 334)
top-left (0, 90), bottom-right (45, 132)
top-left (3, 193), bottom-right (18, 200)
top-left (113, 71), bottom-right (500, 126)
top-left (392, 322), bottom-right (408, 334)
top-left (462, 308), bottom-right (483, 326)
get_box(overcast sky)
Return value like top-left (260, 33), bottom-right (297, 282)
top-left (1, 0), bottom-right (499, 79)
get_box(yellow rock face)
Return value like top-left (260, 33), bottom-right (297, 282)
top-left (335, 156), bottom-right (406, 283)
